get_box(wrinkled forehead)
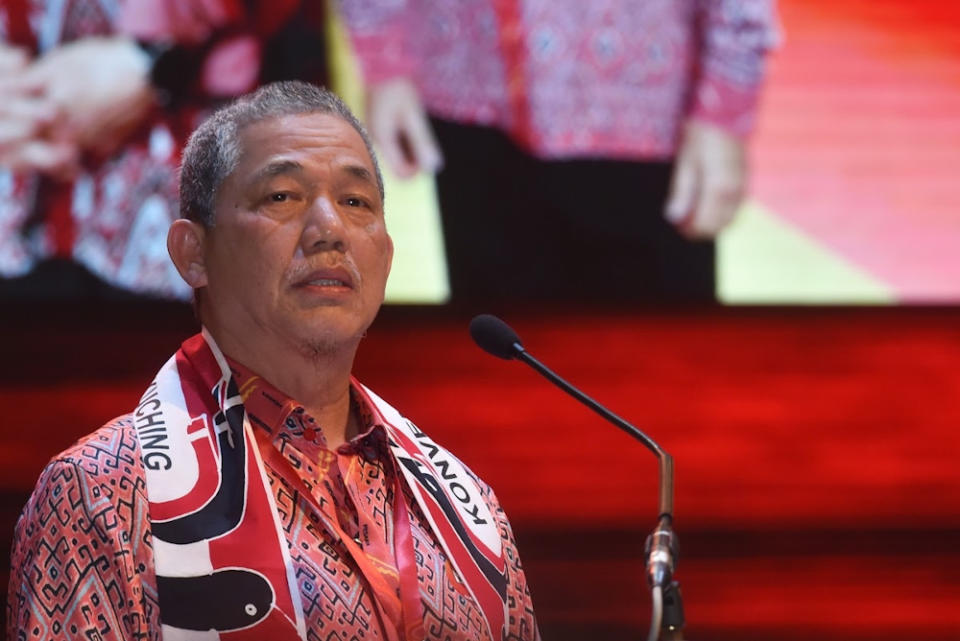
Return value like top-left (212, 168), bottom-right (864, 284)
top-left (239, 111), bottom-right (371, 161)
top-left (226, 112), bottom-right (378, 190)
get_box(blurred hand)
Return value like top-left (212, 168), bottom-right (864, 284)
top-left (366, 77), bottom-right (443, 178)
top-left (0, 43), bottom-right (78, 177)
top-left (26, 36), bottom-right (156, 159)
top-left (664, 120), bottom-right (747, 239)
top-left (0, 43), bottom-right (29, 73)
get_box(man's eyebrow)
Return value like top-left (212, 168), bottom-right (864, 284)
top-left (251, 160), bottom-right (304, 183)
top-left (342, 164), bottom-right (377, 187)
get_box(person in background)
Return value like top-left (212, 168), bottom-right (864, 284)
top-left (0, 0), bottom-right (327, 299)
top-left (339, 0), bottom-right (779, 301)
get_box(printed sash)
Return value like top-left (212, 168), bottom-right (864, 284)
top-left (359, 385), bottom-right (509, 641)
top-left (132, 331), bottom-right (509, 640)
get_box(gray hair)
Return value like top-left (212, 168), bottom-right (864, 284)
top-left (179, 80), bottom-right (384, 227)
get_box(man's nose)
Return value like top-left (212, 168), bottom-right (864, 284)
top-left (301, 196), bottom-right (347, 254)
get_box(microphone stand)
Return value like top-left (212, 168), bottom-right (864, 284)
top-left (512, 345), bottom-right (686, 640)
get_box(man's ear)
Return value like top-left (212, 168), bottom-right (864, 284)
top-left (167, 219), bottom-right (209, 288)
top-left (384, 232), bottom-right (394, 280)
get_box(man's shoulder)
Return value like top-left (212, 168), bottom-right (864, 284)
top-left (35, 414), bottom-right (146, 498)
top-left (16, 414), bottom-right (150, 552)
top-left (51, 414), bottom-right (145, 482)
top-left (10, 417), bottom-right (160, 641)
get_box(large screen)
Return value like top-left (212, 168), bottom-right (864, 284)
top-left (2, 0), bottom-right (956, 305)
top-left (344, 0), bottom-right (960, 305)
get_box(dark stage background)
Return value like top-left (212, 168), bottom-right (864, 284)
top-left (2, 303), bottom-right (959, 639)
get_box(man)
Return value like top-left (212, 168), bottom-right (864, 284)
top-left (7, 81), bottom-right (539, 640)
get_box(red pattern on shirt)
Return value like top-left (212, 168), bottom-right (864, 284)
top-left (7, 371), bottom-right (538, 640)
top-left (340, 0), bottom-right (779, 158)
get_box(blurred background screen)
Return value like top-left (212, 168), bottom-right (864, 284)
top-left (324, 0), bottom-right (960, 305)
top-left (301, 0), bottom-right (960, 305)
top-left (0, 0), bottom-right (957, 305)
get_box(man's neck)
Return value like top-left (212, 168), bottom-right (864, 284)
top-left (206, 325), bottom-right (360, 449)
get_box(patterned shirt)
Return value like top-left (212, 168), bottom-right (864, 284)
top-left (340, 0), bottom-right (780, 158)
top-left (6, 364), bottom-right (538, 640)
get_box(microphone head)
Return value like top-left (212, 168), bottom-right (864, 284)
top-left (469, 314), bottom-right (523, 360)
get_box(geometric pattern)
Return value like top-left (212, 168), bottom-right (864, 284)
top-left (7, 371), bottom-right (539, 641)
top-left (338, 0), bottom-right (778, 158)
top-left (6, 418), bottom-right (159, 640)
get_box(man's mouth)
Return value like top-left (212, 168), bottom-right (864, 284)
top-left (293, 266), bottom-right (356, 291)
top-left (304, 278), bottom-right (350, 287)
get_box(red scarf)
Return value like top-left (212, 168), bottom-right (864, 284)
top-left (133, 331), bottom-right (508, 640)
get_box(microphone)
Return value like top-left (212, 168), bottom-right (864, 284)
top-left (469, 314), bottom-right (678, 591)
top-left (469, 314), bottom-right (523, 360)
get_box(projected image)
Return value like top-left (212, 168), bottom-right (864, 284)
top-left (1, 0), bottom-right (956, 305)
top-left (342, 0), bottom-right (960, 305)
top-left (718, 0), bottom-right (960, 303)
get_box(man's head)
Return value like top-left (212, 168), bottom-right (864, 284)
top-left (168, 81), bottom-right (393, 362)
top-left (179, 81), bottom-right (384, 227)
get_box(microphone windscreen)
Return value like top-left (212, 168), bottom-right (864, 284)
top-left (469, 314), bottom-right (523, 360)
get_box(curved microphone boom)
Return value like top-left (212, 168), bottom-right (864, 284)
top-left (469, 314), bottom-right (681, 640)
top-left (469, 314), bottom-right (674, 520)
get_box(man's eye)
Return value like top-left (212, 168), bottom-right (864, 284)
top-left (270, 193), bottom-right (289, 203)
top-left (345, 197), bottom-right (368, 208)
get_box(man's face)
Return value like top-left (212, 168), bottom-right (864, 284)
top-left (199, 112), bottom-right (392, 356)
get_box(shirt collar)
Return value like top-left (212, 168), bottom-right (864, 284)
top-left (226, 357), bottom-right (386, 457)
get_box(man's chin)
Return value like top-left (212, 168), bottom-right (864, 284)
top-left (288, 320), bottom-right (369, 359)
